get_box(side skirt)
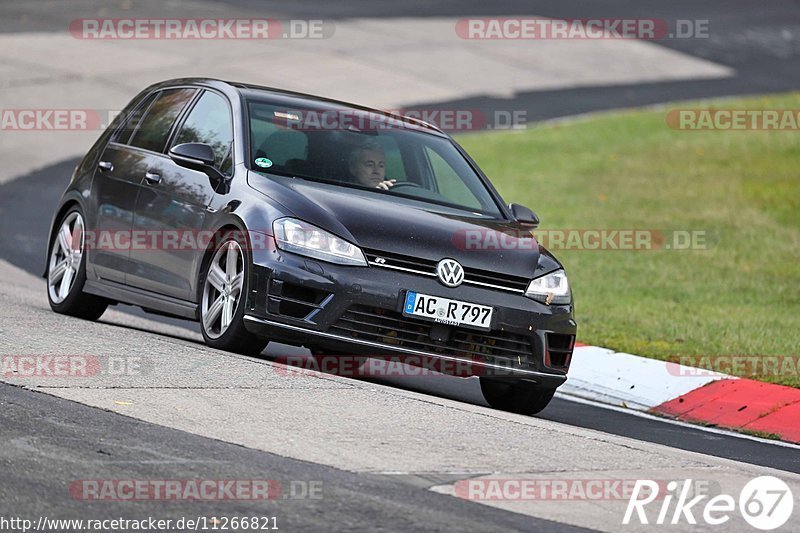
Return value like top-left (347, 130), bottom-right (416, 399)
top-left (84, 279), bottom-right (198, 320)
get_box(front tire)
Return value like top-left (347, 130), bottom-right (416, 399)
top-left (480, 379), bottom-right (556, 415)
top-left (47, 208), bottom-right (108, 320)
top-left (199, 231), bottom-right (267, 356)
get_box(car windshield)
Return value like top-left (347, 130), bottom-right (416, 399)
top-left (247, 100), bottom-right (504, 217)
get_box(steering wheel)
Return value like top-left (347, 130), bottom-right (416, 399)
top-left (390, 181), bottom-right (420, 190)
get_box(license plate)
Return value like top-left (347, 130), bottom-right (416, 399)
top-left (403, 291), bottom-right (493, 331)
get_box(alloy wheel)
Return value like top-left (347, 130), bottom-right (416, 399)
top-left (201, 240), bottom-right (245, 339)
top-left (47, 212), bottom-right (84, 304)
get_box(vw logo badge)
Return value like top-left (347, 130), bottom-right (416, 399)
top-left (436, 258), bottom-right (465, 287)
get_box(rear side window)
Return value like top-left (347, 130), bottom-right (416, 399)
top-left (128, 88), bottom-right (197, 153)
top-left (115, 92), bottom-right (158, 145)
top-left (172, 91), bottom-right (234, 175)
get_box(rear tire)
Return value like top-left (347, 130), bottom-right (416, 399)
top-left (47, 208), bottom-right (108, 320)
top-left (480, 379), bottom-right (556, 415)
top-left (199, 230), bottom-right (267, 356)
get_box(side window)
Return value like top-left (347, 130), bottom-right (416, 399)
top-left (172, 91), bottom-right (234, 175)
top-left (128, 88), bottom-right (197, 153)
top-left (114, 92), bottom-right (158, 145)
top-left (424, 146), bottom-right (481, 209)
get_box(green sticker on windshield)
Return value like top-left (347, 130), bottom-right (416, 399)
top-left (254, 157), bottom-right (273, 168)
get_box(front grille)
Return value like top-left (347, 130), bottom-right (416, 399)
top-left (329, 305), bottom-right (534, 366)
top-left (364, 249), bottom-right (434, 274)
top-left (363, 248), bottom-right (529, 293)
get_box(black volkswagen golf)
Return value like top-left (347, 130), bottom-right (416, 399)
top-left (45, 78), bottom-right (576, 414)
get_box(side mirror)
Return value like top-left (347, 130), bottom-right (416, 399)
top-left (509, 203), bottom-right (540, 228)
top-left (169, 142), bottom-right (216, 168)
top-left (169, 143), bottom-right (225, 184)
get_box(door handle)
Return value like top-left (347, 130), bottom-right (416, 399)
top-left (98, 161), bottom-right (113, 172)
top-left (144, 171), bottom-right (162, 185)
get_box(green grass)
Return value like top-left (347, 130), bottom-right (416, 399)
top-left (456, 93), bottom-right (800, 387)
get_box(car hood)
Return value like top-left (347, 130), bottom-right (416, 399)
top-left (248, 171), bottom-right (561, 280)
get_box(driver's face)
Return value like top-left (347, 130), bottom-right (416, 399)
top-left (351, 149), bottom-right (385, 187)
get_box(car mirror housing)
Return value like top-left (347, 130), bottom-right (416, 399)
top-left (169, 142), bottom-right (225, 186)
top-left (169, 142), bottom-right (216, 167)
top-left (509, 203), bottom-right (540, 227)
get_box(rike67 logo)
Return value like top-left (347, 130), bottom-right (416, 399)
top-left (624, 476), bottom-right (794, 530)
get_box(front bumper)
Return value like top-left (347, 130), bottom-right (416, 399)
top-left (243, 249), bottom-right (577, 388)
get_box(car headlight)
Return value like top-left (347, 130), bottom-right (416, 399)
top-left (525, 269), bottom-right (571, 305)
top-left (273, 218), bottom-right (367, 266)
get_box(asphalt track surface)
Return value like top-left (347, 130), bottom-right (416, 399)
top-left (263, 0), bottom-right (800, 121)
top-left (3, 0), bottom-right (799, 120)
top-left (2, 1), bottom-right (800, 531)
top-left (0, 382), bottom-right (584, 532)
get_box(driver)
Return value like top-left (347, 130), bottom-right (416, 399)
top-left (348, 140), bottom-right (396, 190)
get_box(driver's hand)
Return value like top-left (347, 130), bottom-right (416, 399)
top-left (376, 179), bottom-right (396, 191)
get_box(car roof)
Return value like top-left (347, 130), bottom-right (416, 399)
top-left (148, 77), bottom-right (447, 137)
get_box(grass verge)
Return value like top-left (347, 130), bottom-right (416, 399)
top-left (457, 93), bottom-right (800, 387)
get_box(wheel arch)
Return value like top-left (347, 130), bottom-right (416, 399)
top-left (194, 216), bottom-right (251, 305)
